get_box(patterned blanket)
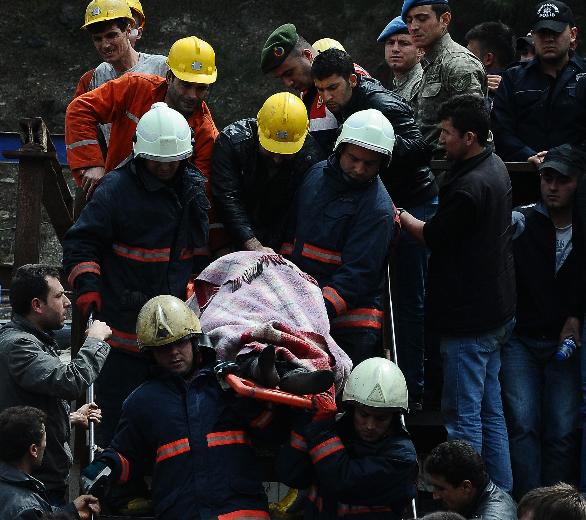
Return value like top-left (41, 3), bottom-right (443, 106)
top-left (188, 252), bottom-right (352, 393)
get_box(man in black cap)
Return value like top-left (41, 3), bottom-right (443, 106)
top-left (260, 23), bottom-right (369, 152)
top-left (501, 144), bottom-right (584, 501)
top-left (492, 1), bottom-right (586, 164)
top-left (517, 33), bottom-right (536, 62)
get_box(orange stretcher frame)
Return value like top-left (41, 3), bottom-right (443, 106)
top-left (223, 373), bottom-right (340, 414)
top-left (224, 374), bottom-right (314, 409)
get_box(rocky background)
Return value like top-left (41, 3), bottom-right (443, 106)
top-left (0, 0), bottom-right (585, 269)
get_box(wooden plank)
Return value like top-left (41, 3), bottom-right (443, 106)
top-left (12, 155), bottom-right (43, 270)
top-left (42, 162), bottom-right (74, 243)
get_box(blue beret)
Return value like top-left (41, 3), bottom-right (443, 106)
top-left (377, 16), bottom-right (409, 42)
top-left (401, 0), bottom-right (449, 20)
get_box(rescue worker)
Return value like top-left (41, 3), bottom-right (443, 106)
top-left (212, 93), bottom-right (325, 253)
top-left (492, 0), bottom-right (586, 165)
top-left (283, 109), bottom-right (396, 364)
top-left (74, 0), bottom-right (167, 100)
top-left (277, 358), bottom-right (418, 519)
top-left (311, 48), bottom-right (436, 406)
top-left (378, 16), bottom-right (424, 108)
top-left (261, 24), bottom-right (369, 152)
top-left (0, 264), bottom-right (111, 505)
top-left (66, 34), bottom-right (226, 251)
top-left (74, 0), bottom-right (168, 190)
top-left (401, 0), bottom-right (487, 155)
top-left (63, 103), bottom-right (210, 446)
top-left (80, 295), bottom-right (274, 520)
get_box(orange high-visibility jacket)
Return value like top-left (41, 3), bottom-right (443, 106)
top-left (66, 73), bottom-right (229, 252)
top-left (65, 73), bottom-right (218, 182)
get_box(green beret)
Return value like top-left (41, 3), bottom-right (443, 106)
top-left (260, 23), bottom-right (299, 73)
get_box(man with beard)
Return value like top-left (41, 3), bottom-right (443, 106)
top-left (0, 406), bottom-right (100, 519)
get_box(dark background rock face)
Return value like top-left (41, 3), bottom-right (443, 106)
top-left (0, 0), bottom-right (585, 134)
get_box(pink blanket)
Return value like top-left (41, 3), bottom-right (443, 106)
top-left (188, 252), bottom-right (352, 393)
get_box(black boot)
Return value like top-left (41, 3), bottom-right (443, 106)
top-left (279, 368), bottom-right (334, 395)
top-left (249, 345), bottom-right (280, 388)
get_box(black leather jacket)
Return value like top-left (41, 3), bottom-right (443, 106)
top-left (341, 76), bottom-right (437, 208)
top-left (468, 480), bottom-right (517, 520)
top-left (0, 462), bottom-right (80, 519)
top-left (212, 118), bottom-right (325, 248)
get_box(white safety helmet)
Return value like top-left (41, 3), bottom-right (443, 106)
top-left (133, 102), bottom-right (193, 162)
top-left (342, 357), bottom-right (408, 412)
top-left (334, 108), bottom-right (396, 158)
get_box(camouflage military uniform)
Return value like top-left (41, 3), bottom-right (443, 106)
top-left (416, 33), bottom-right (487, 156)
top-left (392, 62), bottom-right (423, 109)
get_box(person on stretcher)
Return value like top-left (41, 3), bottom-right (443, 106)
top-left (188, 251), bottom-right (353, 396)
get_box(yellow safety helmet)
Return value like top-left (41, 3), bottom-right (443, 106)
top-left (312, 38), bottom-right (346, 54)
top-left (82, 0), bottom-right (135, 29)
top-left (167, 36), bottom-right (217, 84)
top-left (126, 0), bottom-right (145, 28)
top-left (342, 358), bottom-right (408, 412)
top-left (136, 295), bottom-right (202, 349)
top-left (257, 92), bottom-right (309, 155)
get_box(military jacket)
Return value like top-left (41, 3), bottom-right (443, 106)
top-left (416, 33), bottom-right (487, 155)
top-left (392, 62), bottom-right (423, 109)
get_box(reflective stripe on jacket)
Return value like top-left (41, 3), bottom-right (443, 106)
top-left (286, 156), bottom-right (394, 328)
top-left (99, 367), bottom-right (272, 520)
top-left (63, 159), bottom-right (209, 353)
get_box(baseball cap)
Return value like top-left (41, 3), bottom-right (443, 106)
top-left (532, 1), bottom-right (575, 33)
top-left (538, 144), bottom-right (584, 177)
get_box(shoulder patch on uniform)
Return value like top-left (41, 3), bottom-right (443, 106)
top-left (452, 73), bottom-right (473, 93)
top-left (367, 384), bottom-right (386, 404)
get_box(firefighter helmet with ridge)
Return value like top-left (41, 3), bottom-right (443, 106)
top-left (334, 108), bottom-right (395, 157)
top-left (133, 102), bottom-right (193, 162)
top-left (342, 358), bottom-right (408, 411)
top-left (136, 295), bottom-right (203, 349)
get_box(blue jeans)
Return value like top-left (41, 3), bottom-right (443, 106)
top-left (440, 318), bottom-right (514, 492)
top-left (501, 334), bottom-right (580, 501)
top-left (580, 320), bottom-right (586, 492)
top-left (394, 196), bottom-right (438, 402)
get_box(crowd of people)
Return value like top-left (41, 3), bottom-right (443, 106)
top-left (2, 0), bottom-right (586, 517)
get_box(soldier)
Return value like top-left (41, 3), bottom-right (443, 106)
top-left (377, 15), bottom-right (424, 108)
top-left (212, 93), bottom-right (325, 253)
top-left (401, 0), bottom-right (487, 155)
top-left (261, 24), bottom-right (369, 152)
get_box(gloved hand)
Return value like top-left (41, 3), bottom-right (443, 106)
top-left (311, 390), bottom-right (337, 422)
top-left (80, 459), bottom-right (112, 497)
top-left (76, 292), bottom-right (101, 321)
